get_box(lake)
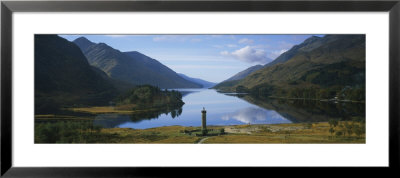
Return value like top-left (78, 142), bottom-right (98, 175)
top-left (93, 89), bottom-right (365, 129)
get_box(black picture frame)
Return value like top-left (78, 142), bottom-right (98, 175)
top-left (1, 0), bottom-right (399, 177)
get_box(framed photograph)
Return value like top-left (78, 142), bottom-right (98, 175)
top-left (1, 0), bottom-right (399, 177)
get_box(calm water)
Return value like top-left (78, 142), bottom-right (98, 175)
top-left (93, 89), bottom-right (365, 129)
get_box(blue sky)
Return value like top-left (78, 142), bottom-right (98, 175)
top-left (60, 34), bottom-right (323, 83)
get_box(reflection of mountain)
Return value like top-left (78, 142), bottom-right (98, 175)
top-left (221, 107), bottom-right (291, 124)
top-left (171, 88), bottom-right (205, 97)
top-left (179, 90), bottom-right (201, 97)
top-left (240, 95), bottom-right (365, 123)
top-left (93, 108), bottom-right (182, 128)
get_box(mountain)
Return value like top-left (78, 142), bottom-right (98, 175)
top-left (224, 65), bottom-right (264, 82)
top-left (177, 73), bottom-right (216, 88)
top-left (263, 36), bottom-right (322, 68)
top-left (214, 36), bottom-right (326, 89)
top-left (73, 36), bottom-right (95, 52)
top-left (214, 35), bottom-right (366, 101)
top-left (35, 35), bottom-right (118, 114)
top-left (213, 64), bottom-right (263, 90)
top-left (73, 37), bottom-right (201, 89)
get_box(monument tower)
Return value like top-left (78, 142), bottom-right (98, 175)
top-left (201, 107), bottom-right (207, 135)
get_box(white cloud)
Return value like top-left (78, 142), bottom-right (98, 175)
top-left (153, 36), bottom-right (181, 42)
top-left (220, 51), bottom-right (229, 55)
top-left (221, 46), bottom-right (272, 64)
top-left (152, 35), bottom-right (189, 42)
top-left (210, 35), bottom-right (222, 38)
top-left (191, 38), bottom-right (203, 42)
top-left (212, 44), bottom-right (237, 48)
top-left (105, 35), bottom-right (129, 38)
top-left (150, 54), bottom-right (233, 63)
top-left (170, 64), bottom-right (242, 69)
top-left (221, 107), bottom-right (290, 124)
top-left (212, 45), bottom-right (224, 48)
top-left (152, 35), bottom-right (203, 42)
top-left (238, 38), bottom-right (254, 44)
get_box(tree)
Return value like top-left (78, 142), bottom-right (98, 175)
top-left (285, 130), bottom-right (291, 136)
top-left (339, 124), bottom-right (346, 136)
top-left (345, 122), bottom-right (353, 136)
top-left (235, 85), bottom-right (249, 93)
top-left (328, 119), bottom-right (339, 128)
top-left (335, 131), bottom-right (343, 136)
top-left (353, 124), bottom-right (363, 138)
top-left (329, 127), bottom-right (335, 136)
top-left (219, 128), bottom-right (225, 135)
top-left (305, 123), bottom-right (313, 129)
top-left (171, 110), bottom-right (177, 118)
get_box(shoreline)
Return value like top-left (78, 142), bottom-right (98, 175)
top-left (34, 119), bottom-right (365, 144)
top-left (215, 90), bottom-right (365, 104)
top-left (65, 106), bottom-right (166, 114)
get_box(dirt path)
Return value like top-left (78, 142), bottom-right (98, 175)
top-left (197, 137), bottom-right (211, 144)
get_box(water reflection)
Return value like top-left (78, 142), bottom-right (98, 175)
top-left (90, 89), bottom-right (365, 129)
top-left (168, 88), bottom-right (202, 97)
top-left (93, 108), bottom-right (183, 128)
top-left (238, 95), bottom-right (365, 123)
top-left (221, 107), bottom-right (291, 124)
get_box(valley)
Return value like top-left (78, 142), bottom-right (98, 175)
top-left (34, 34), bottom-right (366, 144)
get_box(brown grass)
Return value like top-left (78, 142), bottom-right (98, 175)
top-left (96, 122), bottom-right (365, 144)
top-left (68, 106), bottom-right (136, 114)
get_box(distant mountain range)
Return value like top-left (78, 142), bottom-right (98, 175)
top-left (73, 37), bottom-right (202, 89)
top-left (214, 35), bottom-right (365, 101)
top-left (177, 73), bottom-right (216, 88)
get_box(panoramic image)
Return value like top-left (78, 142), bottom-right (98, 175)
top-left (35, 34), bottom-right (365, 143)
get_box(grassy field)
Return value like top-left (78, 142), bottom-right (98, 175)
top-left (203, 122), bottom-right (365, 143)
top-left (35, 117), bottom-right (365, 143)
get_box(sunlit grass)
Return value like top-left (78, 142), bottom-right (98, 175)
top-left (67, 106), bottom-right (149, 114)
top-left (99, 126), bottom-right (199, 143)
top-left (203, 122), bottom-right (365, 143)
top-left (35, 118), bottom-right (365, 144)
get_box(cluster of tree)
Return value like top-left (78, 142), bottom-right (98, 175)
top-left (328, 117), bottom-right (365, 138)
top-left (338, 87), bottom-right (365, 101)
top-left (285, 86), bottom-right (365, 101)
top-left (235, 83), bottom-right (365, 102)
top-left (300, 61), bottom-right (365, 88)
top-left (114, 85), bottom-right (184, 110)
top-left (35, 120), bottom-right (103, 143)
top-left (235, 83), bottom-right (274, 96)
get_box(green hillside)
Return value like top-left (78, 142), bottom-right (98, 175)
top-left (215, 35), bottom-right (365, 101)
top-left (224, 64), bottom-right (264, 82)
